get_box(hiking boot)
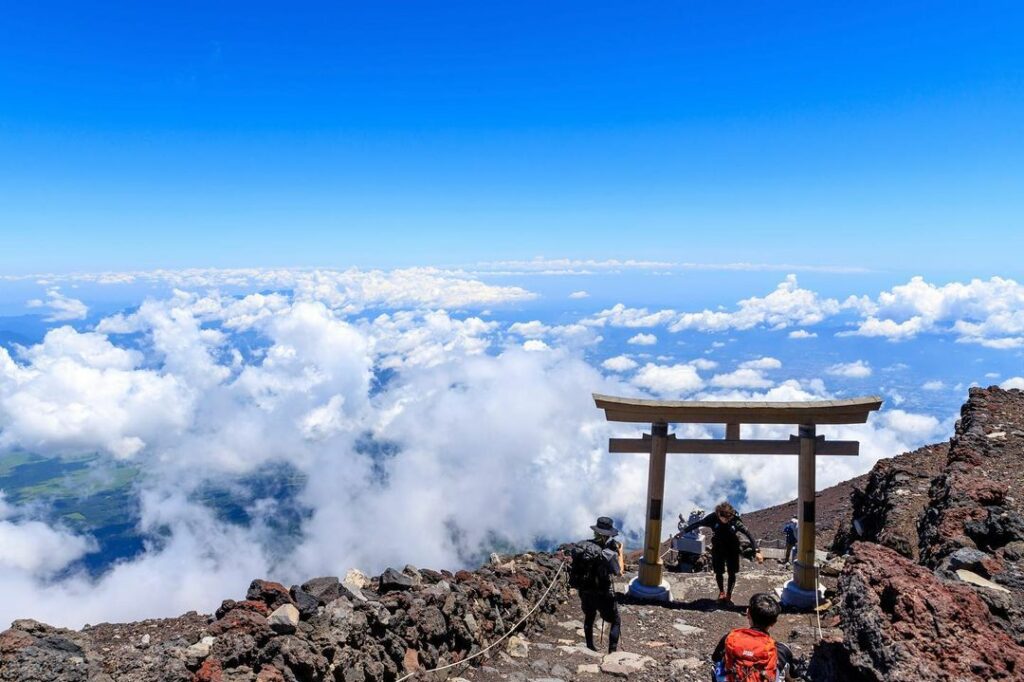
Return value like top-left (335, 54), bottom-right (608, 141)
top-left (717, 591), bottom-right (727, 602)
top-left (723, 593), bottom-right (733, 604)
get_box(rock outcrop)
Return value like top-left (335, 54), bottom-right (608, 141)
top-left (831, 443), bottom-right (948, 560)
top-left (811, 542), bottom-right (1024, 681)
top-left (815, 387), bottom-right (1024, 680)
top-left (0, 555), bottom-right (568, 682)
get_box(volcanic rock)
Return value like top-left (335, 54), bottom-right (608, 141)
top-left (832, 443), bottom-right (949, 559)
top-left (246, 580), bottom-right (294, 611)
top-left (267, 604), bottom-right (300, 635)
top-left (298, 576), bottom-right (340, 604)
top-left (378, 567), bottom-right (414, 593)
top-left (811, 541), bottom-right (1024, 681)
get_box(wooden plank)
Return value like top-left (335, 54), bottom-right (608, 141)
top-left (609, 438), bottom-right (859, 456)
top-left (595, 393), bottom-right (882, 425)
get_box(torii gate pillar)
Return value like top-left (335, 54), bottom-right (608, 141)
top-left (634, 421), bottom-right (672, 601)
top-left (780, 423), bottom-right (824, 608)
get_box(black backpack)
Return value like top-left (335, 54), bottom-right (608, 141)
top-left (568, 541), bottom-right (612, 592)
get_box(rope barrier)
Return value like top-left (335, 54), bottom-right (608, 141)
top-left (811, 560), bottom-right (823, 642)
top-left (394, 559), bottom-right (567, 682)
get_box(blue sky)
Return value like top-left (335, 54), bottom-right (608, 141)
top-left (2, 2), bottom-right (1023, 275)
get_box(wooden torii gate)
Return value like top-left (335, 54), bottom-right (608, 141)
top-left (594, 393), bottom-right (882, 607)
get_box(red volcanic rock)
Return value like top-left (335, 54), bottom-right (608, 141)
top-left (209, 609), bottom-right (271, 638)
top-left (215, 599), bottom-right (271, 620)
top-left (820, 542), bottom-right (1024, 681)
top-left (193, 659), bottom-right (223, 682)
top-left (255, 665), bottom-right (285, 681)
top-left (0, 628), bottom-right (34, 655)
top-left (245, 580), bottom-right (293, 610)
top-left (510, 573), bottom-right (533, 590)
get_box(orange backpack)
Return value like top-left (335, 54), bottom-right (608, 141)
top-left (723, 628), bottom-right (778, 682)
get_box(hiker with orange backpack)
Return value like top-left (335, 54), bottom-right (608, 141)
top-left (680, 501), bottom-right (763, 603)
top-left (711, 593), bottom-right (794, 682)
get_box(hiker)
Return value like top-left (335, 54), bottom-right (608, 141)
top-left (711, 593), bottom-right (795, 681)
top-left (781, 517), bottom-right (798, 565)
top-left (568, 516), bottom-right (624, 653)
top-left (681, 501), bottom-right (762, 603)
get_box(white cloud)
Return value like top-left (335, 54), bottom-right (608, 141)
top-left (27, 267), bottom-right (537, 312)
top-left (845, 276), bottom-right (1024, 348)
top-left (0, 328), bottom-right (192, 459)
top-left (788, 330), bottom-right (817, 339)
top-left (508, 320), bottom-right (550, 338)
top-left (26, 288), bottom-right (88, 321)
top-left (826, 360), bottom-right (873, 378)
top-left (506, 320), bottom-right (601, 348)
top-left (922, 380), bottom-right (945, 391)
top-left (688, 358), bottom-right (718, 371)
top-left (602, 355), bottom-right (639, 372)
top-left (466, 257), bottom-right (867, 275)
top-left (584, 304), bottom-right (676, 329)
top-left (0, 494), bottom-right (94, 575)
top-left (876, 410), bottom-right (944, 442)
top-left (710, 368), bottom-right (774, 389)
top-left (631, 363), bottom-right (704, 395)
top-left (739, 356), bottom-right (782, 370)
top-left (1001, 377), bottom-right (1024, 390)
top-left (841, 316), bottom-right (926, 341)
top-left (627, 333), bottom-right (658, 346)
top-left (522, 339), bottom-right (550, 352)
top-left (568, 290), bottom-right (590, 299)
top-left (669, 275), bottom-right (843, 332)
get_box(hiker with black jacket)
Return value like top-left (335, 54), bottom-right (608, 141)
top-left (681, 501), bottom-right (762, 604)
top-left (568, 516), bottom-right (624, 653)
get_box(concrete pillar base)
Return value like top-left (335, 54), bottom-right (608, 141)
top-left (778, 579), bottom-right (825, 610)
top-left (627, 577), bottom-right (672, 602)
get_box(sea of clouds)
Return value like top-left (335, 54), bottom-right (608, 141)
top-left (2, 266), bottom-right (1022, 628)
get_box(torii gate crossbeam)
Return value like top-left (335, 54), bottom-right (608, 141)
top-left (594, 393), bottom-right (882, 608)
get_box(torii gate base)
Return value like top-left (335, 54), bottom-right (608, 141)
top-left (628, 577), bottom-right (672, 602)
top-left (779, 576), bottom-right (825, 609)
top-left (594, 394), bottom-right (882, 610)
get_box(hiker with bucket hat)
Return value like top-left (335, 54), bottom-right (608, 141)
top-left (567, 516), bottom-right (624, 652)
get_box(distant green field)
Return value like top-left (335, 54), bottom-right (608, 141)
top-left (0, 451), bottom-right (144, 573)
top-left (0, 450), bottom-right (309, 575)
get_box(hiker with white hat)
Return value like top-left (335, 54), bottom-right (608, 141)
top-left (782, 517), bottom-right (798, 566)
top-left (567, 516), bottom-right (624, 652)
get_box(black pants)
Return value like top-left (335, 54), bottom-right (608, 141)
top-left (580, 591), bottom-right (620, 653)
top-left (712, 548), bottom-right (740, 595)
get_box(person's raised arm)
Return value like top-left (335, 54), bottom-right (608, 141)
top-left (681, 512), bottom-right (713, 534)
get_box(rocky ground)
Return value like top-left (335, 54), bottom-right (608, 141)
top-left (4, 387), bottom-right (1024, 682)
top-left (453, 557), bottom-right (828, 682)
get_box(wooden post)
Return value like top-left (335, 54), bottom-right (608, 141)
top-left (638, 421), bottom-right (669, 588)
top-left (794, 423), bottom-right (818, 591)
top-left (726, 423), bottom-right (740, 440)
